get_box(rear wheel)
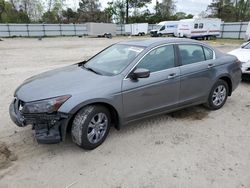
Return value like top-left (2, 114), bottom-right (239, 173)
top-left (71, 105), bottom-right (111, 150)
top-left (205, 80), bottom-right (229, 110)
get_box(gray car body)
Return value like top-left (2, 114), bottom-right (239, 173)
top-left (13, 38), bottom-right (242, 141)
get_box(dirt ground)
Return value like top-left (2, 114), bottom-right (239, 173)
top-left (0, 37), bottom-right (249, 188)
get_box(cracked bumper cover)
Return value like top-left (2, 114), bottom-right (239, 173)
top-left (9, 100), bottom-right (70, 144)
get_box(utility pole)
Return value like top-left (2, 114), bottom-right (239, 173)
top-left (126, 0), bottom-right (129, 24)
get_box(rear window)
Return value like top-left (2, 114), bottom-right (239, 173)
top-left (178, 44), bottom-right (205, 65)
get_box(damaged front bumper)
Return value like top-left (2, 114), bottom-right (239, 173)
top-left (9, 98), bottom-right (70, 144)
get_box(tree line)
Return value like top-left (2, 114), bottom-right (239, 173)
top-left (0, 0), bottom-right (249, 24)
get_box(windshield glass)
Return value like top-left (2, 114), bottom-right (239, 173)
top-left (243, 42), bottom-right (250, 49)
top-left (84, 44), bottom-right (145, 76)
top-left (155, 24), bottom-right (164, 30)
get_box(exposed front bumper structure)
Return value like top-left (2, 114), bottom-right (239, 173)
top-left (9, 98), bottom-right (70, 144)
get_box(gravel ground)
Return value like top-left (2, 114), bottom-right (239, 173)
top-left (0, 37), bottom-right (249, 188)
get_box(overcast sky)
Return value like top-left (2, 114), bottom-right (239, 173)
top-left (65, 0), bottom-right (213, 15)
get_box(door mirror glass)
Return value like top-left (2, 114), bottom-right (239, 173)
top-left (130, 68), bottom-right (150, 80)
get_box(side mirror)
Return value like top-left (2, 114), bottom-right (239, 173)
top-left (77, 60), bottom-right (87, 66)
top-left (130, 68), bottom-right (150, 80)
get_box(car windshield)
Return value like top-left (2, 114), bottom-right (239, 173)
top-left (155, 24), bottom-right (164, 30)
top-left (84, 44), bottom-right (145, 76)
top-left (243, 42), bottom-right (250, 49)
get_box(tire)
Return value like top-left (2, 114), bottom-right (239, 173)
top-left (205, 79), bottom-right (229, 110)
top-left (242, 74), bottom-right (250, 82)
top-left (71, 105), bottom-right (111, 150)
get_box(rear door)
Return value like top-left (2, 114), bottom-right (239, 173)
top-left (122, 44), bottom-right (180, 121)
top-left (177, 44), bottom-right (216, 105)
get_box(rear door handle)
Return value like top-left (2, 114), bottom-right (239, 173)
top-left (208, 64), bottom-right (214, 69)
top-left (168, 73), bottom-right (177, 79)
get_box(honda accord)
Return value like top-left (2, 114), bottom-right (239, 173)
top-left (9, 38), bottom-right (242, 149)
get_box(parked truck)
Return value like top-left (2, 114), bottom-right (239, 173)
top-left (177, 18), bottom-right (221, 39)
top-left (86, 22), bottom-right (116, 38)
top-left (150, 21), bottom-right (179, 37)
top-left (125, 23), bottom-right (148, 36)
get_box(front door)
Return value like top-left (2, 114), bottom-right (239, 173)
top-left (122, 44), bottom-right (180, 121)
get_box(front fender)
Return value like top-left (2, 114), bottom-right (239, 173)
top-left (58, 96), bottom-right (123, 141)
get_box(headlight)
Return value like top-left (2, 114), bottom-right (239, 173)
top-left (22, 95), bottom-right (71, 114)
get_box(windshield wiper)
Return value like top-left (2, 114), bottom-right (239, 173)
top-left (83, 65), bottom-right (102, 75)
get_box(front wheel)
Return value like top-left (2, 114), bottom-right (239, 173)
top-left (71, 105), bottom-right (111, 150)
top-left (205, 80), bottom-right (229, 110)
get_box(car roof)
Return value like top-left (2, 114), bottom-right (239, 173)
top-left (118, 38), bottom-right (205, 48)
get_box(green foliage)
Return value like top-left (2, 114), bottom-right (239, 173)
top-left (0, 0), bottom-right (30, 23)
top-left (104, 2), bottom-right (118, 22)
top-left (208, 0), bottom-right (250, 21)
top-left (113, 0), bottom-right (126, 23)
top-left (77, 0), bottom-right (107, 22)
top-left (78, 0), bottom-right (101, 12)
top-left (156, 0), bottom-right (175, 18)
top-left (62, 8), bottom-right (77, 23)
top-left (128, 0), bottom-right (152, 9)
top-left (42, 10), bottom-right (59, 23)
top-left (1, 0), bottom-right (248, 24)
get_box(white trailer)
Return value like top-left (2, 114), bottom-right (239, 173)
top-left (245, 21), bottom-right (250, 41)
top-left (124, 23), bottom-right (148, 36)
top-left (177, 18), bottom-right (221, 39)
top-left (150, 21), bottom-right (179, 37)
top-left (85, 22), bottom-right (116, 38)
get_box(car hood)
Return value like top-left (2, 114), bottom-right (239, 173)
top-left (15, 64), bottom-right (119, 102)
top-left (228, 48), bottom-right (250, 62)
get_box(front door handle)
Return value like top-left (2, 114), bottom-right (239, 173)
top-left (168, 73), bottom-right (177, 79)
top-left (208, 64), bottom-right (215, 69)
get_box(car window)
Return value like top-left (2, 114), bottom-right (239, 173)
top-left (178, 44), bottom-right (205, 65)
top-left (203, 47), bottom-right (214, 60)
top-left (160, 25), bottom-right (165, 31)
top-left (194, 23), bottom-right (198, 29)
top-left (199, 23), bottom-right (204, 29)
top-left (137, 45), bottom-right (175, 73)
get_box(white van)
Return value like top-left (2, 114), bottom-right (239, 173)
top-left (125, 23), bottom-right (148, 36)
top-left (245, 21), bottom-right (250, 41)
top-left (150, 21), bottom-right (179, 37)
top-left (177, 18), bottom-right (221, 39)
